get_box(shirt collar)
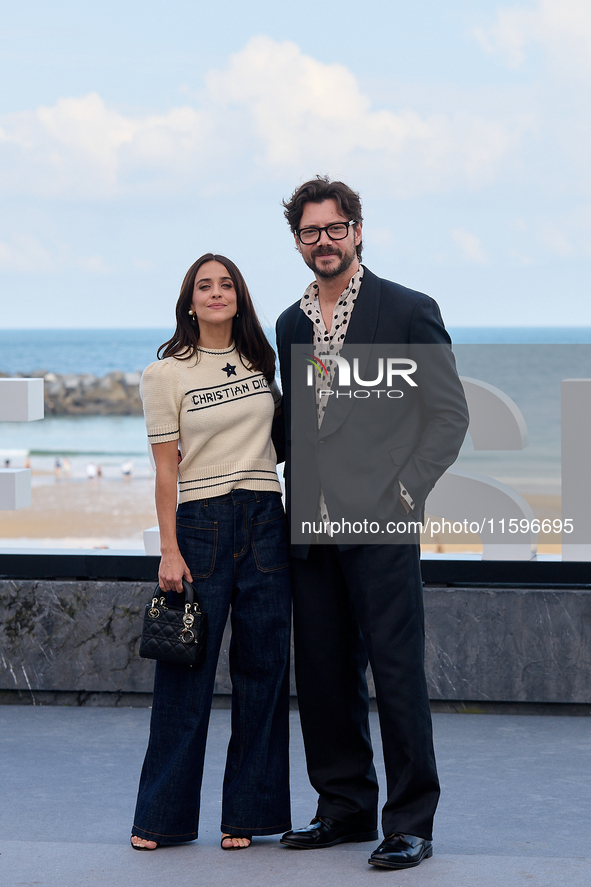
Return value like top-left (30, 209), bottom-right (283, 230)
top-left (299, 265), bottom-right (364, 315)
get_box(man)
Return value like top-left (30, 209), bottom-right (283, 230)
top-left (275, 176), bottom-right (469, 870)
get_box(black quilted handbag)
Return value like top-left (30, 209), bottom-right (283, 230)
top-left (139, 579), bottom-right (207, 667)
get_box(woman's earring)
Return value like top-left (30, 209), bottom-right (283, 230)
top-left (235, 311), bottom-right (240, 318)
top-left (188, 309), bottom-right (195, 318)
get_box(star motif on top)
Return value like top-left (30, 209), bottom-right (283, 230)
top-left (222, 363), bottom-right (237, 378)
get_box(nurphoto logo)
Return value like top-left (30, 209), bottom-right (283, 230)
top-left (304, 354), bottom-right (329, 380)
top-left (305, 353), bottom-right (418, 399)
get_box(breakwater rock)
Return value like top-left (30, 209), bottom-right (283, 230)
top-left (1, 370), bottom-right (143, 416)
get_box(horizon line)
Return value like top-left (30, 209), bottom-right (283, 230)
top-left (3, 324), bottom-right (591, 332)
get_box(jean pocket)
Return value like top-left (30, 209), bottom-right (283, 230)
top-left (251, 510), bottom-right (290, 573)
top-left (176, 518), bottom-right (218, 578)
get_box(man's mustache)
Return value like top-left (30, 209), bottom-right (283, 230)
top-left (313, 246), bottom-right (340, 257)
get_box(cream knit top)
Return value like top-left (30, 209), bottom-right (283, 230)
top-left (140, 344), bottom-right (282, 503)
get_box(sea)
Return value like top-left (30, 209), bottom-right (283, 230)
top-left (0, 329), bottom-right (173, 479)
top-left (2, 327), bottom-right (591, 492)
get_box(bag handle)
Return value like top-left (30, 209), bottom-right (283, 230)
top-left (154, 578), bottom-right (202, 612)
top-left (182, 578), bottom-right (195, 605)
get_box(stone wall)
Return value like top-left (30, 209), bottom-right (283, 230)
top-left (1, 579), bottom-right (590, 704)
top-left (424, 585), bottom-right (591, 703)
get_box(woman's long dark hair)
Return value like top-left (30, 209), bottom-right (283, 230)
top-left (157, 253), bottom-right (276, 381)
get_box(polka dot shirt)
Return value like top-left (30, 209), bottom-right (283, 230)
top-left (298, 267), bottom-right (364, 532)
top-left (298, 266), bottom-right (364, 430)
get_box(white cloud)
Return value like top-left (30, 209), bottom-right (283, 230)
top-left (207, 36), bottom-right (527, 195)
top-left (502, 206), bottom-right (591, 262)
top-left (450, 228), bottom-right (488, 263)
top-left (474, 0), bottom-right (591, 71)
top-left (0, 235), bottom-right (108, 272)
top-left (0, 37), bottom-right (528, 201)
top-left (0, 93), bottom-right (212, 198)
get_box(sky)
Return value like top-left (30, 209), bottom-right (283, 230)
top-left (1, 0), bottom-right (590, 328)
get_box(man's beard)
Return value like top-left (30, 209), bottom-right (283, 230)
top-left (304, 244), bottom-right (357, 279)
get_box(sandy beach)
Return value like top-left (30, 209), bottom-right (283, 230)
top-left (0, 475), bottom-right (563, 555)
top-left (422, 493), bottom-right (563, 555)
top-left (0, 476), bottom-right (157, 550)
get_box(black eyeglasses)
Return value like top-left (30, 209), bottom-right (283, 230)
top-left (296, 220), bottom-right (356, 245)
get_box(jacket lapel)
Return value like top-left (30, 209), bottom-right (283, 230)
top-left (343, 266), bottom-right (381, 345)
top-left (319, 267), bottom-right (381, 438)
top-left (291, 306), bottom-right (314, 346)
top-left (288, 305), bottom-right (317, 445)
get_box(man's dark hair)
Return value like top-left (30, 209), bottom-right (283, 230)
top-left (282, 175), bottom-right (363, 261)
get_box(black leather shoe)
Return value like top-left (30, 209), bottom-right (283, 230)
top-left (368, 833), bottom-right (433, 869)
top-left (281, 817), bottom-right (378, 849)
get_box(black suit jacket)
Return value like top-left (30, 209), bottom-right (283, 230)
top-left (275, 266), bottom-right (469, 556)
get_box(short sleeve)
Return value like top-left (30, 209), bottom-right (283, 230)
top-left (140, 360), bottom-right (181, 443)
top-left (269, 378), bottom-right (282, 410)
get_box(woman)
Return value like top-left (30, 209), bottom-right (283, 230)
top-left (131, 254), bottom-right (291, 851)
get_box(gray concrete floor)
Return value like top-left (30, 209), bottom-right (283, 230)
top-left (1, 705), bottom-right (590, 887)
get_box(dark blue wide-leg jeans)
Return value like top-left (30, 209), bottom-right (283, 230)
top-left (131, 490), bottom-right (292, 843)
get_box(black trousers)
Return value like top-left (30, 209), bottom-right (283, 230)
top-left (291, 543), bottom-right (439, 840)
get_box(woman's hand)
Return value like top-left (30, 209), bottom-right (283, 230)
top-left (158, 549), bottom-right (193, 594)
